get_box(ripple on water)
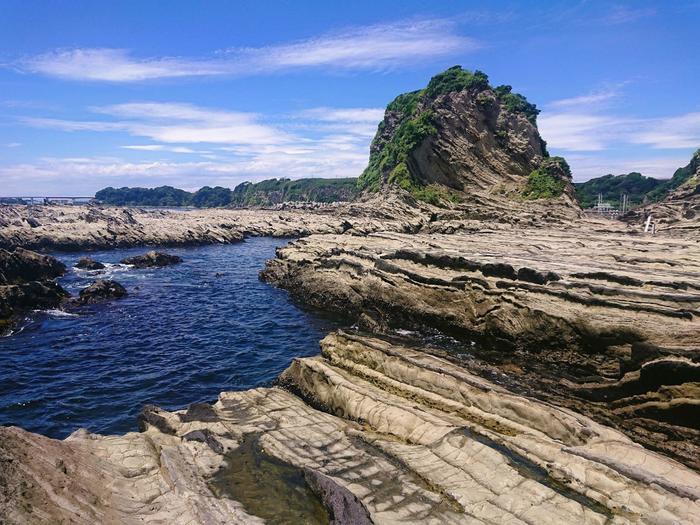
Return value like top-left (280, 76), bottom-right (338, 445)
top-left (0, 238), bottom-right (340, 438)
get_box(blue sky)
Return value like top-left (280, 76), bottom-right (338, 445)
top-left (0, 0), bottom-right (698, 196)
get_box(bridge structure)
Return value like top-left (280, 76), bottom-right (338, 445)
top-left (0, 196), bottom-right (96, 205)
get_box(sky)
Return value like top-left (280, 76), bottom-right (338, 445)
top-left (0, 0), bottom-right (698, 196)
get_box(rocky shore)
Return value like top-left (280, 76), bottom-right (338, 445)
top-left (2, 331), bottom-right (699, 523)
top-left (1, 66), bottom-right (699, 523)
top-left (0, 191), bottom-right (427, 252)
top-left (261, 225), bottom-right (700, 471)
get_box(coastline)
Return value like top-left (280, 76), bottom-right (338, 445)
top-left (1, 199), bottom-right (699, 523)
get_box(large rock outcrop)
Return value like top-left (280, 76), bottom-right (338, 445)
top-left (0, 248), bottom-right (67, 333)
top-left (0, 198), bottom-right (429, 252)
top-left (2, 331), bottom-right (699, 524)
top-left (261, 226), bottom-right (700, 468)
top-left (357, 66), bottom-right (580, 220)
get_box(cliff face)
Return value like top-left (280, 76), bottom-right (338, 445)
top-left (358, 67), bottom-right (579, 217)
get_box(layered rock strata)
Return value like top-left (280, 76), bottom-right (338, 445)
top-left (261, 227), bottom-right (700, 468)
top-left (2, 331), bottom-right (699, 524)
top-left (0, 192), bottom-right (427, 252)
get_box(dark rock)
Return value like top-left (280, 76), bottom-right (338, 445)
top-left (74, 280), bottom-right (126, 305)
top-left (182, 429), bottom-right (224, 454)
top-left (0, 248), bottom-right (68, 332)
top-left (138, 405), bottom-right (177, 435)
top-left (121, 251), bottom-right (182, 268)
top-left (481, 262), bottom-right (517, 280)
top-left (0, 248), bottom-right (66, 285)
top-left (179, 402), bottom-right (219, 423)
top-left (516, 267), bottom-right (560, 285)
top-left (75, 257), bottom-right (105, 270)
top-left (304, 468), bottom-right (373, 525)
top-left (0, 281), bottom-right (69, 318)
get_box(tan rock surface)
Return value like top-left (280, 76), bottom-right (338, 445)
top-left (0, 191), bottom-right (428, 251)
top-left (2, 331), bottom-right (699, 524)
top-left (262, 227), bottom-right (700, 468)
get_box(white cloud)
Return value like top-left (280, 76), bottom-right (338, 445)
top-left (541, 85), bottom-right (700, 153)
top-left (19, 19), bottom-right (477, 82)
top-left (24, 102), bottom-right (291, 145)
top-left (297, 107), bottom-right (385, 123)
top-left (540, 110), bottom-right (700, 153)
top-left (234, 19), bottom-right (477, 71)
top-left (4, 142), bottom-right (22, 148)
top-left (603, 6), bottom-right (656, 25)
top-left (629, 112), bottom-right (700, 149)
top-left (567, 154), bottom-right (688, 182)
top-left (121, 145), bottom-right (199, 153)
top-left (21, 48), bottom-right (230, 82)
top-left (547, 90), bottom-right (618, 110)
top-left (538, 113), bottom-right (633, 151)
top-left (5, 101), bottom-right (381, 195)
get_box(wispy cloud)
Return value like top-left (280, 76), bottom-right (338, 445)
top-left (121, 145), bottom-right (199, 153)
top-left (20, 49), bottom-right (230, 82)
top-left (547, 90), bottom-right (619, 110)
top-left (629, 112), bottom-right (700, 149)
top-left (4, 142), bottom-right (22, 148)
top-left (296, 107), bottom-right (385, 123)
top-left (540, 85), bottom-right (699, 180)
top-left (5, 100), bottom-right (382, 195)
top-left (603, 5), bottom-right (656, 25)
top-left (540, 110), bottom-right (700, 152)
top-left (19, 19), bottom-right (478, 82)
top-left (538, 113), bottom-right (634, 151)
top-left (541, 85), bottom-right (700, 153)
top-left (24, 102), bottom-right (291, 145)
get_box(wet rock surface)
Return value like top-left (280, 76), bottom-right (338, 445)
top-left (72, 279), bottom-right (127, 305)
top-left (121, 250), bottom-right (183, 268)
top-left (1, 331), bottom-right (699, 524)
top-left (0, 248), bottom-right (68, 333)
top-left (74, 256), bottom-right (105, 270)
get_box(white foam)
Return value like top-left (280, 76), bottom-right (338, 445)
top-left (37, 309), bottom-right (79, 318)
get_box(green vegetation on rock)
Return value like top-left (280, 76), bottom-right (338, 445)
top-left (646, 148), bottom-right (700, 201)
top-left (96, 178), bottom-right (359, 208)
top-left (357, 66), bottom-right (542, 203)
top-left (385, 90), bottom-right (424, 117)
top-left (522, 157), bottom-right (570, 200)
top-left (493, 85), bottom-right (540, 124)
top-left (358, 111), bottom-right (437, 193)
top-left (424, 66), bottom-right (490, 99)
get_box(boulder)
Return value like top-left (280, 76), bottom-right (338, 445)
top-left (74, 257), bottom-right (105, 270)
top-left (0, 248), bottom-right (66, 285)
top-left (0, 248), bottom-right (68, 332)
top-left (121, 251), bottom-right (182, 268)
top-left (74, 280), bottom-right (127, 305)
